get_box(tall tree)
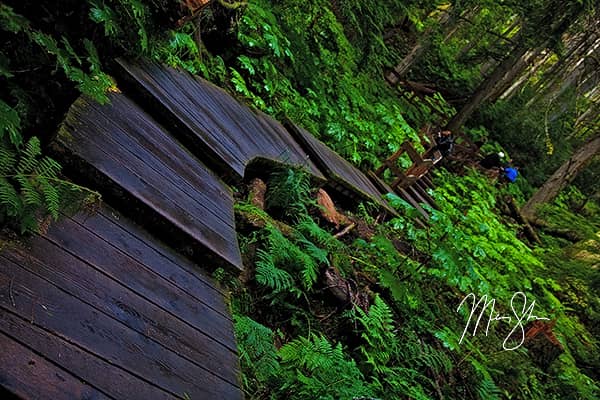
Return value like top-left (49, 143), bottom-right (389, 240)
top-left (446, 0), bottom-right (593, 132)
top-left (446, 38), bottom-right (529, 131)
top-left (522, 133), bottom-right (600, 219)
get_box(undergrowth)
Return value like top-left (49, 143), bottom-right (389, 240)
top-left (226, 167), bottom-right (599, 400)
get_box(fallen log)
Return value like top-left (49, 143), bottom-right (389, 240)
top-left (504, 196), bottom-right (542, 245)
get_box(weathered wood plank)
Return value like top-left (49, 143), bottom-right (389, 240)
top-left (0, 309), bottom-right (176, 400)
top-left (285, 122), bottom-right (396, 215)
top-left (3, 237), bottom-right (239, 385)
top-left (0, 331), bottom-right (112, 400)
top-left (115, 58), bottom-right (326, 181)
top-left (0, 257), bottom-right (243, 400)
top-left (71, 206), bottom-right (228, 316)
top-left (82, 95), bottom-right (234, 224)
top-left (38, 216), bottom-right (238, 353)
top-left (397, 187), bottom-right (430, 220)
top-left (61, 101), bottom-right (233, 240)
top-left (56, 94), bottom-right (242, 272)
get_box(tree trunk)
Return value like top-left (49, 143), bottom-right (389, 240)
top-left (386, 7), bottom-right (456, 84)
top-left (500, 50), bottom-right (553, 101)
top-left (485, 47), bottom-right (543, 103)
top-left (446, 42), bottom-right (528, 132)
top-left (522, 134), bottom-right (600, 219)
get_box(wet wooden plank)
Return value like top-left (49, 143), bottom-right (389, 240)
top-left (367, 171), bottom-right (428, 226)
top-left (38, 216), bottom-right (237, 353)
top-left (71, 206), bottom-right (228, 316)
top-left (82, 95), bottom-right (234, 224)
top-left (0, 331), bottom-right (111, 400)
top-left (115, 58), bottom-right (326, 181)
top-left (285, 122), bottom-right (396, 215)
top-left (3, 237), bottom-right (239, 384)
top-left (0, 310), bottom-right (176, 400)
top-left (413, 179), bottom-right (438, 209)
top-left (0, 257), bottom-right (243, 400)
top-left (56, 94), bottom-right (242, 272)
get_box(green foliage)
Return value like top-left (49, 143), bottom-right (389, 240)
top-left (88, 0), bottom-right (150, 53)
top-left (1, 4), bottom-right (114, 104)
top-left (234, 315), bottom-right (280, 389)
top-left (0, 5), bottom-right (108, 233)
top-left (234, 314), bottom-right (374, 400)
top-left (266, 167), bottom-right (313, 218)
top-left (0, 136), bottom-right (99, 233)
top-left (277, 334), bottom-right (373, 400)
top-left (254, 223), bottom-right (322, 293)
top-left (232, 164), bottom-right (599, 399)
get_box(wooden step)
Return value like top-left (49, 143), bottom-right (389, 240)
top-left (285, 122), bottom-right (397, 216)
top-left (115, 58), bottom-right (325, 182)
top-left (54, 93), bottom-right (243, 272)
top-left (0, 205), bottom-right (242, 399)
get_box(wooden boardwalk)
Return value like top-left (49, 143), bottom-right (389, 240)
top-left (55, 93), bottom-right (243, 272)
top-left (0, 59), bottom-right (442, 399)
top-left (115, 59), bottom-right (325, 182)
top-left (0, 205), bottom-right (242, 400)
top-left (285, 122), bottom-right (396, 214)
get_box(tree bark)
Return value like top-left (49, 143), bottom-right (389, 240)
top-left (485, 47), bottom-right (543, 103)
top-left (500, 49), bottom-right (553, 101)
top-left (446, 41), bottom-right (528, 132)
top-left (522, 134), bottom-right (600, 219)
top-left (386, 7), bottom-right (457, 84)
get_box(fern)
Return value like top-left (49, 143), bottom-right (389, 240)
top-left (255, 248), bottom-right (295, 292)
top-left (266, 167), bottom-right (312, 218)
top-left (0, 99), bottom-right (22, 146)
top-left (278, 334), bottom-right (374, 400)
top-left (1, 4), bottom-right (113, 104)
top-left (234, 315), bottom-right (280, 385)
top-left (471, 359), bottom-right (502, 400)
top-left (0, 136), bottom-right (100, 233)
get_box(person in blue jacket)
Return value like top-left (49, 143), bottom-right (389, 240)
top-left (502, 166), bottom-right (518, 183)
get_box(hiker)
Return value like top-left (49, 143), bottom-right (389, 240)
top-left (502, 165), bottom-right (518, 183)
top-left (479, 151), bottom-right (506, 169)
top-left (432, 129), bottom-right (454, 157)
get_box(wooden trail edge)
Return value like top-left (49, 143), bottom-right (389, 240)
top-left (54, 93), bottom-right (243, 272)
top-left (114, 58), bottom-right (326, 182)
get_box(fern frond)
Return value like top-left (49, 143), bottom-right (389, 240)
top-left (471, 359), bottom-right (502, 400)
top-left (89, 0), bottom-right (120, 37)
top-left (255, 248), bottom-right (295, 291)
top-left (296, 217), bottom-right (341, 251)
top-left (266, 167), bottom-right (312, 217)
top-left (16, 175), bottom-right (43, 207)
top-left (234, 315), bottom-right (280, 383)
top-left (0, 142), bottom-right (17, 175)
top-left (39, 177), bottom-right (60, 219)
top-left (16, 136), bottom-right (41, 174)
top-left (33, 156), bottom-right (61, 178)
top-left (0, 99), bottom-right (22, 146)
top-left (0, 177), bottom-right (22, 216)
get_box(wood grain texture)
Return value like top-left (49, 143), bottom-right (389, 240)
top-left (0, 331), bottom-right (112, 400)
top-left (0, 310), bottom-right (176, 400)
top-left (56, 93), bottom-right (242, 272)
top-left (285, 122), bottom-right (397, 215)
top-left (0, 207), bottom-right (242, 400)
top-left (115, 58), bottom-right (325, 181)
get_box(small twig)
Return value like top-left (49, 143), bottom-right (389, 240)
top-left (348, 255), bottom-right (379, 270)
top-left (333, 223), bottom-right (356, 239)
top-left (317, 309), bottom-right (338, 322)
